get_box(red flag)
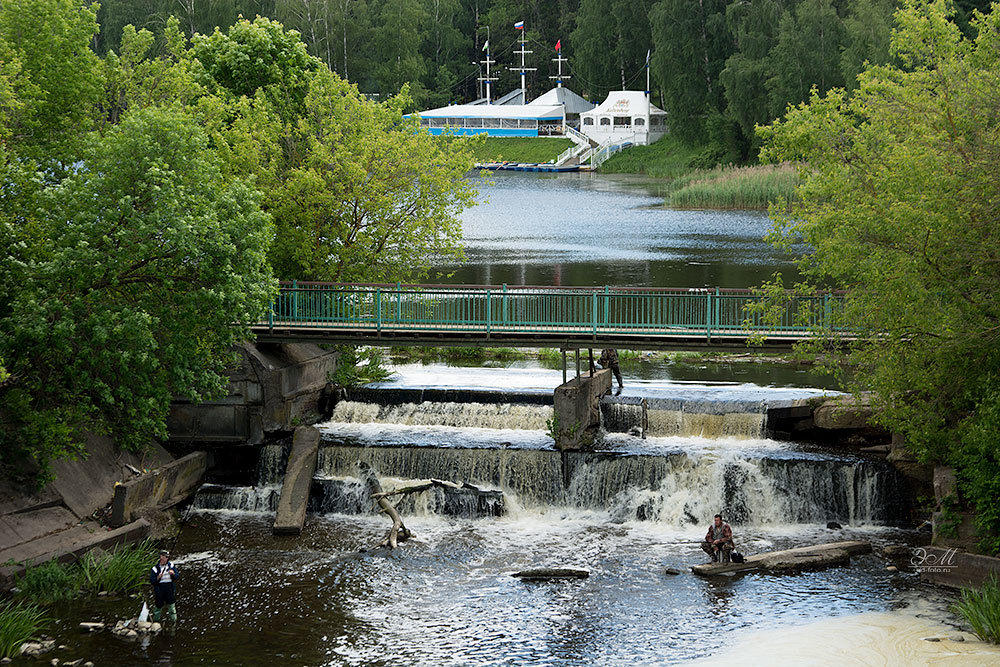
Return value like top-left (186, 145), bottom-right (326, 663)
top-left (555, 39), bottom-right (561, 51)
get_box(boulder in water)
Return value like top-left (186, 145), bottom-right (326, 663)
top-left (827, 521), bottom-right (842, 529)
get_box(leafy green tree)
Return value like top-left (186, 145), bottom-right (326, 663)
top-left (191, 16), bottom-right (322, 120)
top-left (758, 0), bottom-right (1000, 551)
top-left (719, 0), bottom-right (789, 140)
top-left (650, 0), bottom-right (732, 142)
top-left (372, 0), bottom-right (427, 102)
top-left (765, 0), bottom-right (846, 119)
top-left (0, 108), bottom-right (275, 481)
top-left (0, 0), bottom-right (103, 166)
top-left (571, 0), bottom-right (651, 100)
top-left (268, 73), bottom-right (478, 281)
top-left (840, 0), bottom-right (897, 86)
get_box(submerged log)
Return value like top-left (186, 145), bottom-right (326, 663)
top-left (512, 568), bottom-right (590, 580)
top-left (690, 540), bottom-right (872, 576)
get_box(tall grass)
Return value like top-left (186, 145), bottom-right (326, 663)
top-left (666, 162), bottom-right (800, 210)
top-left (390, 346), bottom-right (526, 364)
top-left (952, 575), bottom-right (1000, 643)
top-left (78, 539), bottom-right (158, 594)
top-left (0, 600), bottom-right (47, 659)
top-left (16, 560), bottom-right (77, 604)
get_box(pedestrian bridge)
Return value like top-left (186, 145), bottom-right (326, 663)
top-left (251, 282), bottom-right (846, 351)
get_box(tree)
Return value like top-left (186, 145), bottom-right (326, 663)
top-left (719, 0), bottom-right (789, 141)
top-left (571, 0), bottom-right (651, 100)
top-left (0, 108), bottom-right (275, 481)
top-left (840, 0), bottom-right (897, 86)
top-left (0, 0), bottom-right (103, 166)
top-left (191, 16), bottom-right (322, 121)
top-left (650, 0), bottom-right (733, 142)
top-left (758, 0), bottom-right (1000, 551)
top-left (267, 73), bottom-right (478, 282)
top-left (765, 0), bottom-right (846, 119)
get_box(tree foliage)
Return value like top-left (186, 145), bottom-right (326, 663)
top-left (1, 3), bottom-right (476, 481)
top-left (759, 0), bottom-right (1000, 551)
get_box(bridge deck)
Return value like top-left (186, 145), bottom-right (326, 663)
top-left (255, 282), bottom-right (846, 350)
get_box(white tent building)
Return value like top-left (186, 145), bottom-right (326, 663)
top-left (580, 91), bottom-right (667, 146)
top-left (413, 86), bottom-right (595, 137)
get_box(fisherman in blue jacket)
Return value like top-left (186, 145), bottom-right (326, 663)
top-left (150, 549), bottom-right (178, 622)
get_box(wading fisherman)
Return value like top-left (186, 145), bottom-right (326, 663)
top-left (598, 348), bottom-right (624, 392)
top-left (701, 514), bottom-right (735, 564)
top-left (150, 549), bottom-right (178, 622)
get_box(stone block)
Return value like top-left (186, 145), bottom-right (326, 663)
top-left (934, 466), bottom-right (958, 503)
top-left (918, 546), bottom-right (1000, 589)
top-left (813, 396), bottom-right (874, 430)
top-left (110, 452), bottom-right (207, 527)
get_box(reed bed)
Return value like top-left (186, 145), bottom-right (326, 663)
top-left (77, 539), bottom-right (158, 594)
top-left (666, 162), bottom-right (800, 210)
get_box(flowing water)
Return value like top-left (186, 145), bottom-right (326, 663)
top-left (46, 174), bottom-right (987, 664)
top-left (51, 373), bottom-right (956, 666)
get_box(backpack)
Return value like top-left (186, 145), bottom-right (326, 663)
top-left (731, 551), bottom-right (745, 564)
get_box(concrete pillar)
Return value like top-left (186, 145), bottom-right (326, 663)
top-left (553, 369), bottom-right (612, 450)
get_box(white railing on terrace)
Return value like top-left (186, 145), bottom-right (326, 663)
top-left (590, 134), bottom-right (637, 169)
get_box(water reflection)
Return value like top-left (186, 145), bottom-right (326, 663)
top-left (439, 172), bottom-right (799, 289)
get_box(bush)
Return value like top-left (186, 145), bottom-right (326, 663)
top-left (78, 540), bottom-right (158, 594)
top-left (0, 600), bottom-right (47, 659)
top-left (16, 560), bottom-right (77, 604)
top-left (952, 575), bottom-right (1000, 643)
top-left (329, 346), bottom-right (394, 387)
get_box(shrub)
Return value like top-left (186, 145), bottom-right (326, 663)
top-left (16, 560), bottom-right (77, 604)
top-left (0, 600), bottom-right (47, 659)
top-left (952, 575), bottom-right (1000, 643)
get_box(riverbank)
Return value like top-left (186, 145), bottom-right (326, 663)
top-left (465, 137), bottom-right (574, 164)
top-left (598, 136), bottom-right (800, 210)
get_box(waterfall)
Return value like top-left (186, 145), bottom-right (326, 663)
top-left (191, 388), bottom-right (905, 527)
top-left (330, 400), bottom-right (553, 430)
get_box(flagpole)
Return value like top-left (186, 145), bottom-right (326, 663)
top-left (478, 27), bottom-right (496, 104)
top-left (550, 40), bottom-right (569, 89)
top-left (510, 22), bottom-right (535, 103)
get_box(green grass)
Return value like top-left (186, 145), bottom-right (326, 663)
top-left (16, 560), bottom-right (77, 604)
top-left (665, 162), bottom-right (800, 210)
top-left (78, 539), bottom-right (158, 595)
top-left (466, 137), bottom-right (574, 164)
top-left (0, 600), bottom-right (47, 659)
top-left (16, 539), bottom-right (160, 606)
top-left (952, 574), bottom-right (1000, 643)
top-left (597, 135), bottom-right (702, 179)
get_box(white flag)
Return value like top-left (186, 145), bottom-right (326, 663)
top-left (482, 40), bottom-right (489, 52)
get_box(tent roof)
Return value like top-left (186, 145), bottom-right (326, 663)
top-left (581, 91), bottom-right (666, 116)
top-left (528, 87), bottom-right (595, 114)
top-left (415, 103), bottom-right (565, 121)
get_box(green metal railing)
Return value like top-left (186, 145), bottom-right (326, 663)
top-left (263, 281), bottom-right (844, 341)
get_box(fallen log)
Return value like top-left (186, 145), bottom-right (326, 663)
top-left (359, 462), bottom-right (412, 549)
top-left (513, 568), bottom-right (590, 580)
top-left (690, 540), bottom-right (871, 576)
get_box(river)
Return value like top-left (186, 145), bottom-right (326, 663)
top-left (47, 173), bottom-right (999, 665)
top-left (439, 172), bottom-right (796, 288)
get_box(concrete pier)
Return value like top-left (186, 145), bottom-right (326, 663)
top-left (553, 369), bottom-right (612, 449)
top-left (273, 426), bottom-right (321, 535)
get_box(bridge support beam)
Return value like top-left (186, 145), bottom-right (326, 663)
top-left (553, 369), bottom-right (612, 450)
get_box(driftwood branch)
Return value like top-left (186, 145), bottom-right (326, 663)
top-left (358, 461), bottom-right (413, 549)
